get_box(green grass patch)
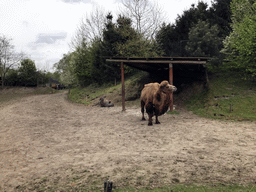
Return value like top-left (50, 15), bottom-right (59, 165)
top-left (112, 184), bottom-right (256, 192)
top-left (67, 72), bottom-right (148, 106)
top-left (185, 73), bottom-right (256, 121)
top-left (16, 181), bottom-right (256, 192)
top-left (68, 83), bottom-right (122, 105)
top-left (167, 110), bottom-right (180, 115)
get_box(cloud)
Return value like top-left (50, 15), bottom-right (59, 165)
top-left (60, 0), bottom-right (92, 4)
top-left (35, 32), bottom-right (67, 44)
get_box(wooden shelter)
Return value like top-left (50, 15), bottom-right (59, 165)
top-left (106, 57), bottom-right (210, 111)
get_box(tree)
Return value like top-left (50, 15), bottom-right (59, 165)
top-left (5, 69), bottom-right (19, 86)
top-left (120, 0), bottom-right (165, 39)
top-left (19, 59), bottom-right (37, 86)
top-left (97, 14), bottom-right (161, 83)
top-left (156, 23), bottom-right (180, 56)
top-left (156, 0), bottom-right (232, 57)
top-left (156, 1), bottom-right (211, 56)
top-left (185, 20), bottom-right (221, 57)
top-left (72, 41), bottom-right (92, 86)
top-left (54, 53), bottom-right (78, 86)
top-left (0, 35), bottom-right (24, 88)
top-left (221, 0), bottom-right (256, 79)
top-left (209, 0), bottom-right (232, 37)
top-left (70, 6), bottom-right (107, 50)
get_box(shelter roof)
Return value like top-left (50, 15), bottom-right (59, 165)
top-left (106, 57), bottom-right (210, 73)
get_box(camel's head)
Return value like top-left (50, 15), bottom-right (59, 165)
top-left (99, 97), bottom-right (104, 102)
top-left (160, 80), bottom-right (177, 93)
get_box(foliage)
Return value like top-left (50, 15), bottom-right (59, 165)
top-left (156, 1), bottom-right (211, 56)
top-left (54, 53), bottom-right (78, 87)
top-left (68, 83), bottom-right (121, 105)
top-left (185, 20), bottom-right (223, 67)
top-left (70, 6), bottom-right (107, 49)
top-left (5, 69), bottom-right (19, 86)
top-left (221, 0), bottom-right (256, 79)
top-left (120, 0), bottom-right (165, 40)
top-left (19, 59), bottom-right (37, 86)
top-left (0, 35), bottom-right (24, 88)
top-left (155, 23), bottom-right (180, 56)
top-left (66, 13), bottom-right (162, 86)
top-left (156, 0), bottom-right (232, 57)
top-left (72, 41), bottom-right (92, 86)
top-left (186, 72), bottom-right (256, 121)
top-left (209, 0), bottom-right (232, 37)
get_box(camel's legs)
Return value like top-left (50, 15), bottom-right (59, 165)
top-left (155, 116), bottom-right (160, 124)
top-left (141, 100), bottom-right (146, 121)
top-left (154, 108), bottom-right (160, 124)
top-left (145, 102), bottom-right (154, 126)
top-left (148, 114), bottom-right (153, 126)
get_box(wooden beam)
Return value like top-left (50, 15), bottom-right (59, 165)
top-left (169, 63), bottom-right (173, 112)
top-left (121, 62), bottom-right (125, 111)
top-left (106, 59), bottom-right (207, 65)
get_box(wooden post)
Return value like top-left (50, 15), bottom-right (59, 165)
top-left (169, 63), bottom-right (173, 85)
top-left (104, 180), bottom-right (113, 192)
top-left (121, 62), bottom-right (125, 111)
top-left (203, 65), bottom-right (209, 90)
top-left (169, 63), bottom-right (173, 112)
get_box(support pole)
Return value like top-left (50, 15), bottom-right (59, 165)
top-left (169, 63), bottom-right (173, 85)
top-left (203, 65), bottom-right (209, 90)
top-left (121, 62), bottom-right (125, 111)
top-left (169, 63), bottom-right (173, 112)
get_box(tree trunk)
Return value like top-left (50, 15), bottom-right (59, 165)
top-left (1, 72), bottom-right (3, 89)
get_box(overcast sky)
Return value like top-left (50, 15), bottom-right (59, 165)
top-left (0, 0), bottom-right (212, 72)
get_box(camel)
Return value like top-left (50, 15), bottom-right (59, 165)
top-left (140, 80), bottom-right (177, 126)
top-left (99, 96), bottom-right (114, 107)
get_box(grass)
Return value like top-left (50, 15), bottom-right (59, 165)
top-left (167, 110), bottom-right (180, 115)
top-left (68, 83), bottom-right (122, 105)
top-left (67, 71), bottom-right (256, 121)
top-left (67, 72), bottom-right (148, 106)
top-left (185, 72), bottom-right (256, 121)
top-left (112, 184), bottom-right (256, 192)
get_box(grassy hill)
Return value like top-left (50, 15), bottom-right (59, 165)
top-left (67, 71), bottom-right (256, 122)
top-left (186, 73), bottom-right (256, 121)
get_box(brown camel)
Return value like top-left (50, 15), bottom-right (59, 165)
top-left (140, 80), bottom-right (177, 126)
top-left (99, 96), bottom-right (114, 107)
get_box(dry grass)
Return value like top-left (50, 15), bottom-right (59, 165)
top-left (0, 86), bottom-right (59, 108)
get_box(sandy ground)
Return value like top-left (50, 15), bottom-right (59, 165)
top-left (1, 91), bottom-right (256, 191)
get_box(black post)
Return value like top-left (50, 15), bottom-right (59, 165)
top-left (104, 180), bottom-right (113, 192)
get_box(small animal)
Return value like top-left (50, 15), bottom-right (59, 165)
top-left (99, 96), bottom-right (114, 107)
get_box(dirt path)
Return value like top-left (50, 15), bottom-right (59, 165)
top-left (1, 91), bottom-right (256, 191)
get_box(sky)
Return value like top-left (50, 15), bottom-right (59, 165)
top-left (0, 0), bottom-right (212, 72)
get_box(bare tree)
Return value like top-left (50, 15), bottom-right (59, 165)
top-left (0, 35), bottom-right (24, 88)
top-left (70, 5), bottom-right (107, 50)
top-left (120, 0), bottom-right (166, 40)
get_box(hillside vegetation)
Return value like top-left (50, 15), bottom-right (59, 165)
top-left (68, 71), bottom-right (256, 122)
top-left (186, 72), bottom-right (256, 121)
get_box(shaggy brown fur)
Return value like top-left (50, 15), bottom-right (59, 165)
top-left (140, 80), bottom-right (177, 126)
top-left (99, 96), bottom-right (114, 107)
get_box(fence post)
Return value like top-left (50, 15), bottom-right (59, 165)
top-left (121, 62), bottom-right (125, 111)
top-left (169, 63), bottom-right (174, 112)
top-left (104, 180), bottom-right (113, 192)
